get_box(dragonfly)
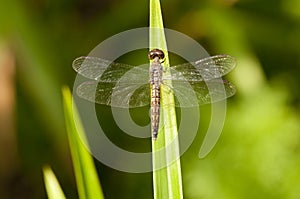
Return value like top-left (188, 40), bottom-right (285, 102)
top-left (73, 49), bottom-right (236, 140)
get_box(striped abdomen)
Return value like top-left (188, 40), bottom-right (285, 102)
top-left (151, 84), bottom-right (160, 139)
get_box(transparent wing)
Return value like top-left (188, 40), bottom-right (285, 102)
top-left (74, 55), bottom-right (236, 107)
top-left (76, 79), bottom-right (235, 108)
top-left (166, 79), bottom-right (236, 107)
top-left (73, 56), bottom-right (148, 82)
top-left (168, 54), bottom-right (236, 81)
top-left (76, 81), bottom-right (150, 108)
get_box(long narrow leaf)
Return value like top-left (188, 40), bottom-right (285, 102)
top-left (149, 1), bottom-right (183, 199)
top-left (62, 86), bottom-right (104, 199)
top-left (43, 166), bottom-right (66, 199)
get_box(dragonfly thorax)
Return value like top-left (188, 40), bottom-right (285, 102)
top-left (149, 61), bottom-right (163, 85)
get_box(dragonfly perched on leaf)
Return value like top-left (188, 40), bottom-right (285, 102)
top-left (72, 49), bottom-right (236, 139)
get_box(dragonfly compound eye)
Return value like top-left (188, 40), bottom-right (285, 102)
top-left (148, 49), bottom-right (165, 60)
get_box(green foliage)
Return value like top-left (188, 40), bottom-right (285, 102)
top-left (2, 0), bottom-right (300, 198)
top-left (43, 87), bottom-right (104, 199)
top-left (43, 166), bottom-right (66, 199)
top-left (62, 87), bottom-right (104, 199)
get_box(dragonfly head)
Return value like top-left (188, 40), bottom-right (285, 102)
top-left (148, 49), bottom-right (165, 61)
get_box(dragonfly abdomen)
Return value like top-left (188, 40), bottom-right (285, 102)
top-left (151, 84), bottom-right (160, 139)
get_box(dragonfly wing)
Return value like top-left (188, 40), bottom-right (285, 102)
top-left (169, 54), bottom-right (236, 81)
top-left (77, 81), bottom-right (150, 108)
top-left (73, 56), bottom-right (148, 82)
top-left (166, 79), bottom-right (236, 107)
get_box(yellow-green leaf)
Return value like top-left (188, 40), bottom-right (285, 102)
top-left (149, 1), bottom-right (183, 199)
top-left (62, 86), bottom-right (105, 199)
top-left (43, 166), bottom-right (66, 199)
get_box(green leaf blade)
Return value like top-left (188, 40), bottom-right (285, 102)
top-left (149, 1), bottom-right (183, 199)
top-left (62, 86), bottom-right (105, 199)
top-left (43, 166), bottom-right (66, 199)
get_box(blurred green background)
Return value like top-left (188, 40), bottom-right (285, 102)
top-left (1, 0), bottom-right (300, 198)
